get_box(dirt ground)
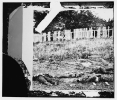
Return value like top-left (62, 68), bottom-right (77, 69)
top-left (33, 38), bottom-right (114, 91)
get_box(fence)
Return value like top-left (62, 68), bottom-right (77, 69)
top-left (33, 26), bottom-right (113, 43)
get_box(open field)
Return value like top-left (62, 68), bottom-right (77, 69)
top-left (33, 38), bottom-right (114, 90)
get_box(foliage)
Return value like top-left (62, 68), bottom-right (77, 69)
top-left (106, 19), bottom-right (114, 28)
top-left (43, 10), bottom-right (107, 32)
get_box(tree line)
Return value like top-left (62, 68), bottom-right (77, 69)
top-left (34, 10), bottom-right (113, 33)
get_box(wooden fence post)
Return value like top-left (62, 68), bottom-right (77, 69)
top-left (102, 27), bottom-right (104, 38)
top-left (84, 28), bottom-right (86, 39)
top-left (77, 29), bottom-right (80, 39)
top-left (90, 27), bottom-right (93, 38)
top-left (48, 31), bottom-right (51, 41)
top-left (64, 30), bottom-right (67, 40)
top-left (53, 31), bottom-right (57, 41)
top-left (107, 26), bottom-right (110, 38)
top-left (43, 32), bottom-right (46, 42)
top-left (64, 30), bottom-right (71, 40)
top-left (73, 29), bottom-right (76, 40)
top-left (80, 28), bottom-right (83, 39)
top-left (39, 34), bottom-right (42, 42)
top-left (87, 29), bottom-right (90, 39)
top-left (89, 28), bottom-right (91, 39)
top-left (33, 34), bottom-right (38, 43)
top-left (58, 31), bottom-right (60, 41)
top-left (94, 30), bottom-right (95, 38)
top-left (75, 29), bottom-right (77, 40)
top-left (70, 30), bottom-right (72, 40)
top-left (97, 27), bottom-right (101, 38)
top-left (86, 28), bottom-right (88, 39)
top-left (79, 29), bottom-right (82, 39)
top-left (83, 28), bottom-right (85, 39)
top-left (102, 27), bottom-right (107, 38)
top-left (81, 28), bottom-right (82, 39)
top-left (112, 28), bottom-right (113, 38)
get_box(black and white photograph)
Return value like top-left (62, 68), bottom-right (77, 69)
top-left (2, 1), bottom-right (114, 98)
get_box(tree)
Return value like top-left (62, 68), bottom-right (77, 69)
top-left (44, 10), bottom-right (95, 31)
top-left (34, 9), bottom-right (108, 32)
top-left (106, 19), bottom-right (114, 28)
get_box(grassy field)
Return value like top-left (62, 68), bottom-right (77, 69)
top-left (33, 38), bottom-right (114, 90)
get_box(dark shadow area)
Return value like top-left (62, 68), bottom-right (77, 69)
top-left (2, 54), bottom-right (28, 97)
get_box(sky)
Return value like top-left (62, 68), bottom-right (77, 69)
top-left (51, 1), bottom-right (114, 21)
top-left (91, 8), bottom-right (113, 21)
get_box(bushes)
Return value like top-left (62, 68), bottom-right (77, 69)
top-left (33, 39), bottom-right (114, 76)
top-left (34, 43), bottom-right (113, 63)
top-left (97, 43), bottom-right (114, 63)
top-left (104, 51), bottom-right (114, 63)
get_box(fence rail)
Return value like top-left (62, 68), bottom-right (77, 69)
top-left (34, 26), bottom-right (113, 43)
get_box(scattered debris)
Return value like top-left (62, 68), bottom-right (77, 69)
top-left (93, 82), bottom-right (96, 86)
top-left (33, 57), bottom-right (38, 61)
top-left (105, 82), bottom-right (110, 86)
top-left (81, 62), bottom-right (92, 67)
top-left (69, 83), bottom-right (76, 87)
top-left (51, 92), bottom-right (58, 96)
